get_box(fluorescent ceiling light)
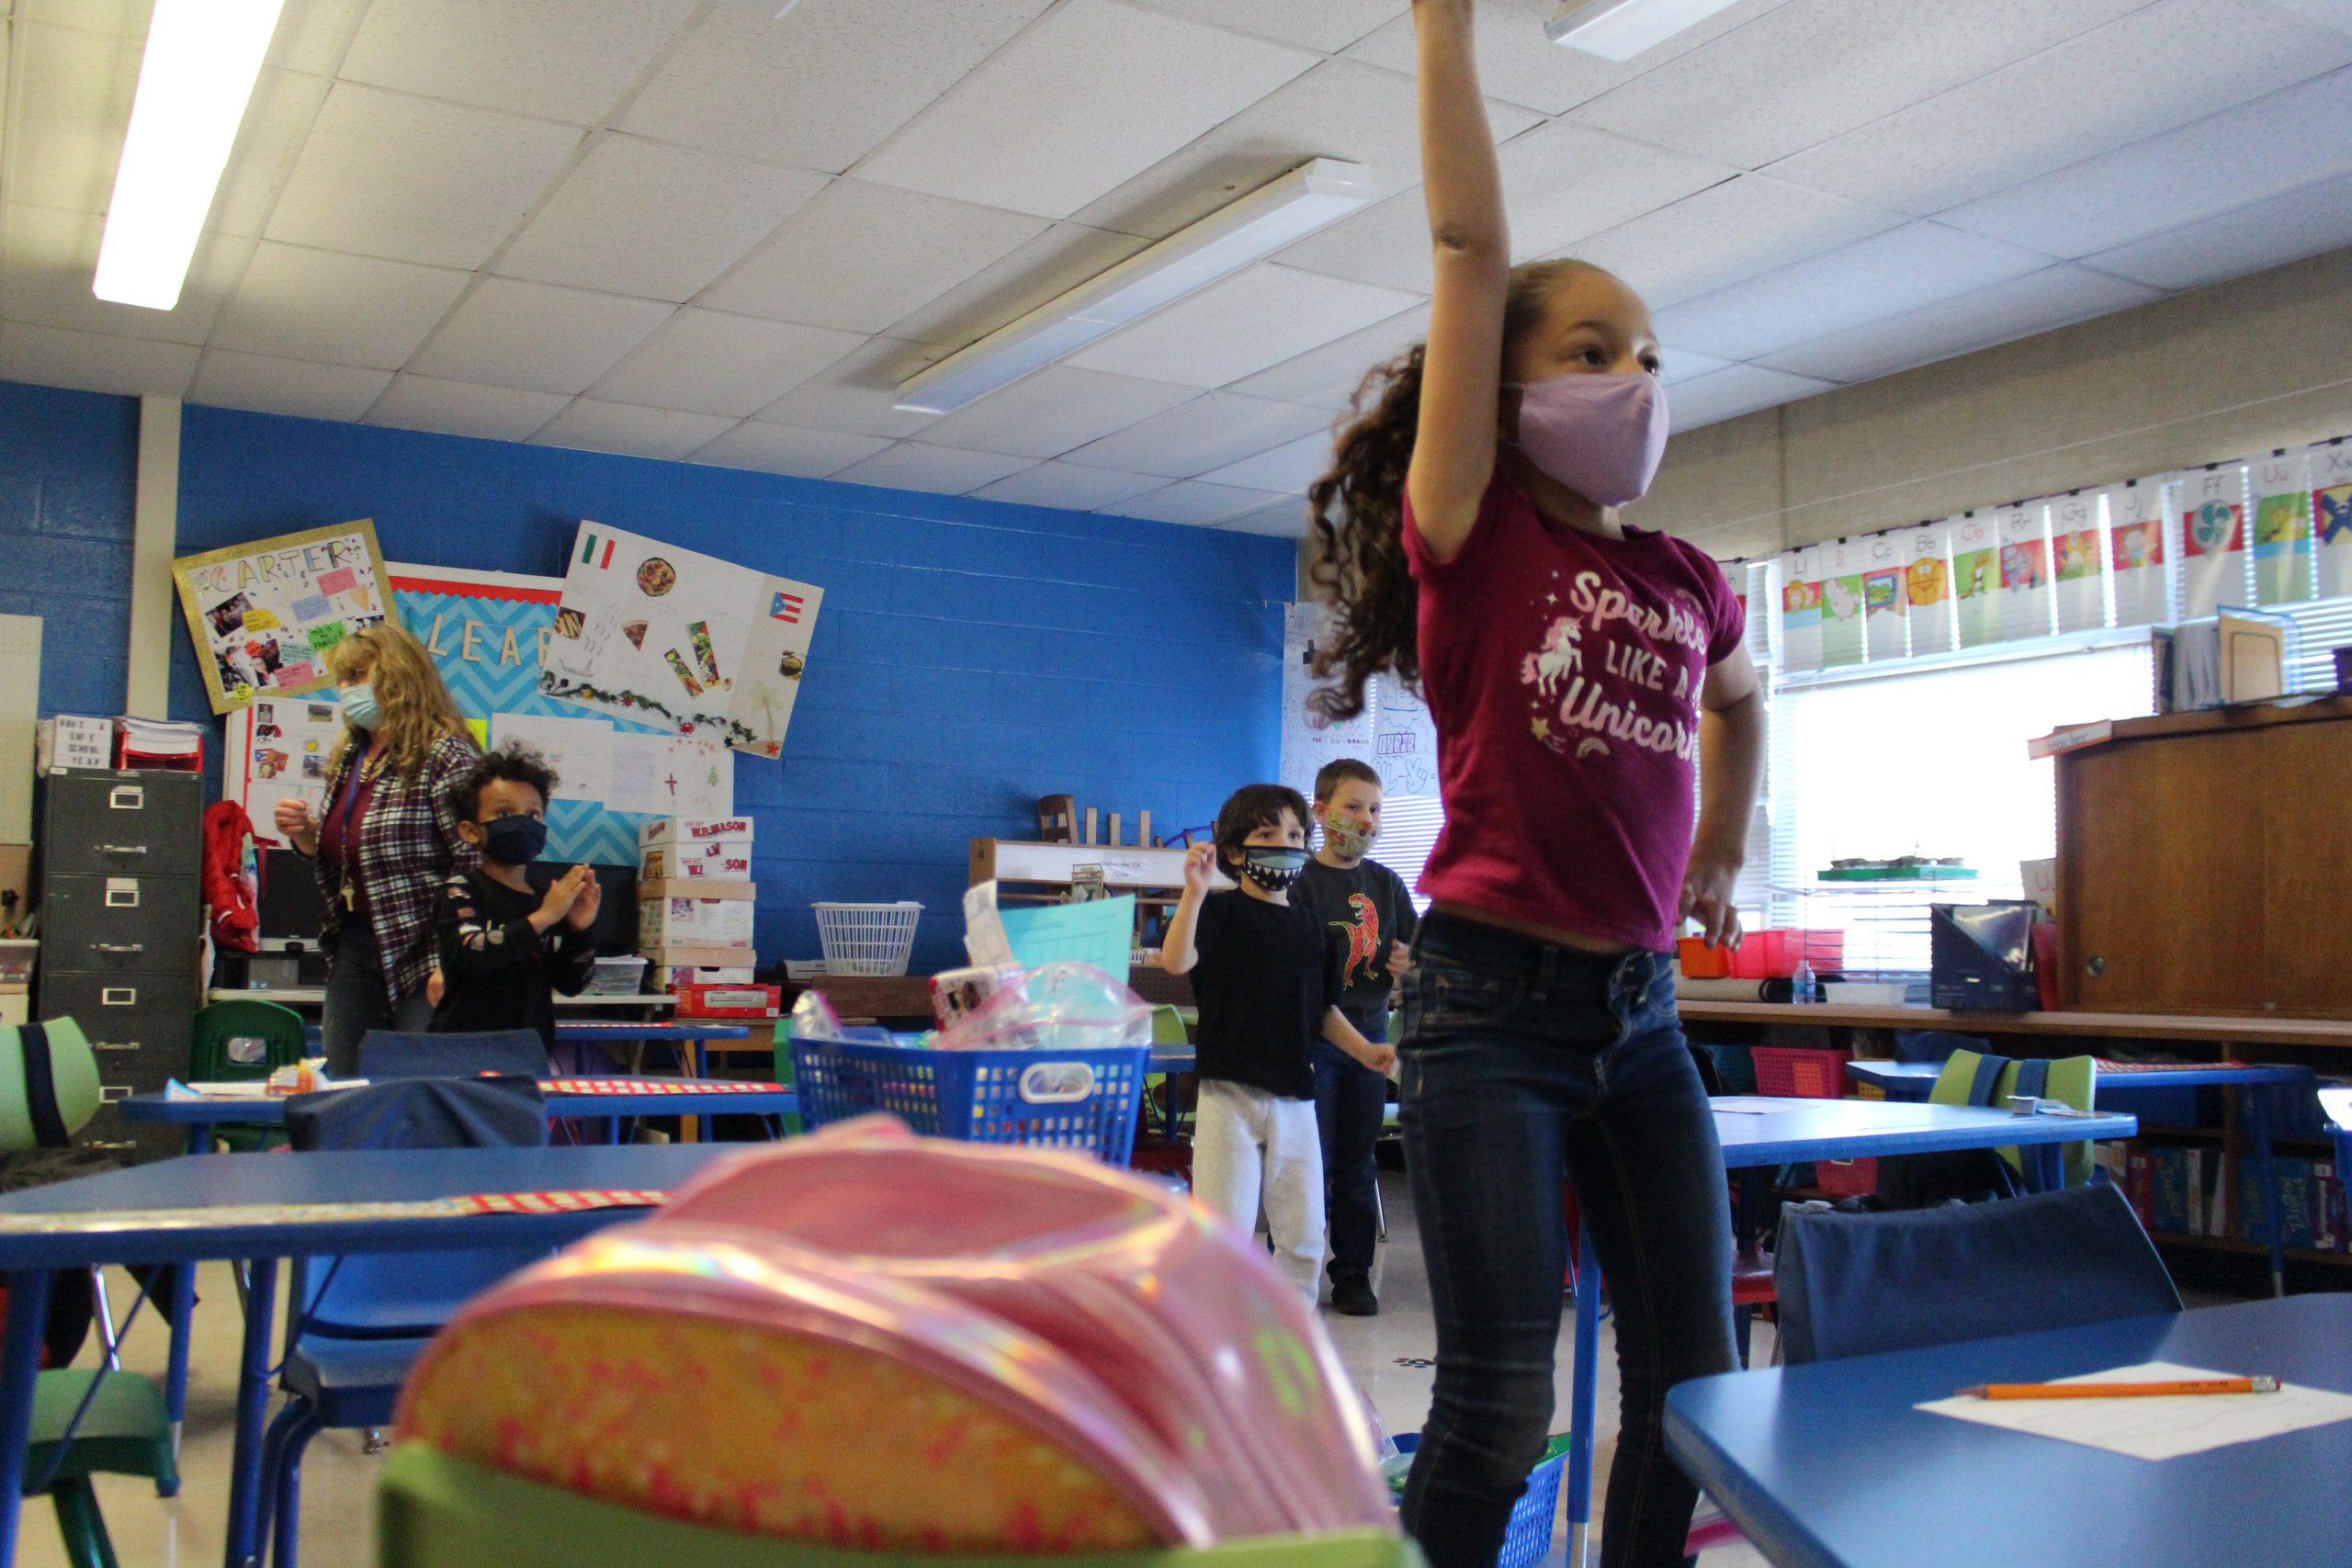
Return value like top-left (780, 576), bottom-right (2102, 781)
top-left (1546, 0), bottom-right (1744, 61)
top-left (895, 158), bottom-right (1374, 415)
top-left (93, 0), bottom-right (285, 310)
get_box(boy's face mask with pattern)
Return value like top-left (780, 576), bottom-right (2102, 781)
top-left (1319, 810), bottom-right (1376, 861)
top-left (1237, 845), bottom-right (1306, 893)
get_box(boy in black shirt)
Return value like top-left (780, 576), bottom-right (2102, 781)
top-left (1293, 758), bottom-right (1419, 1317)
top-left (429, 744), bottom-right (598, 1056)
top-left (1161, 784), bottom-right (1395, 1304)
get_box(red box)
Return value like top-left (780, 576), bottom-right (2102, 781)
top-left (1815, 1156), bottom-right (1878, 1196)
top-left (1751, 1045), bottom-right (1853, 1099)
top-left (674, 983), bottom-right (781, 1021)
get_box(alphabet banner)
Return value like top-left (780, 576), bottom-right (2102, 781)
top-left (1778, 546), bottom-right (1825, 673)
top-left (2251, 451), bottom-right (2314, 606)
top-left (1857, 530), bottom-right (1907, 660)
top-left (1904, 521), bottom-right (1954, 656)
top-left (1995, 503), bottom-right (2053, 643)
top-left (1951, 513), bottom-right (2000, 648)
top-left (2108, 479), bottom-right (2169, 626)
top-left (2179, 464), bottom-right (2249, 619)
top-left (1819, 538), bottom-right (1866, 668)
top-left (2050, 492), bottom-right (2106, 634)
top-left (2314, 441), bottom-right (2352, 600)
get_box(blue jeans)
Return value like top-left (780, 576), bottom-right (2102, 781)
top-left (322, 920), bottom-right (431, 1077)
top-left (1311, 1013), bottom-right (1389, 1281)
top-left (1398, 912), bottom-right (1735, 1568)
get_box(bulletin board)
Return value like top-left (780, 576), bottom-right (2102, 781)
top-left (172, 520), bottom-right (394, 714)
top-left (225, 562), bottom-right (731, 866)
top-left (539, 522), bottom-right (822, 758)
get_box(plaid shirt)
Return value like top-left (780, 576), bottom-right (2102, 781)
top-left (312, 732), bottom-right (481, 1009)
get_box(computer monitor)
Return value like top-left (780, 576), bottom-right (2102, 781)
top-left (256, 847), bottom-right (330, 952)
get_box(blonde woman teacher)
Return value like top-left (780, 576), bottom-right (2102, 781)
top-left (273, 625), bottom-right (481, 1075)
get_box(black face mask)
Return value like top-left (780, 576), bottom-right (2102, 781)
top-left (1238, 845), bottom-right (1306, 893)
top-left (481, 816), bottom-right (548, 864)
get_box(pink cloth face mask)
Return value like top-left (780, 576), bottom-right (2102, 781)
top-left (1504, 369), bottom-right (1671, 509)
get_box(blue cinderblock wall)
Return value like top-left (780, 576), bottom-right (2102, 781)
top-left (0, 380), bottom-right (1293, 971)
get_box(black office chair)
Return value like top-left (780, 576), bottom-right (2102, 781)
top-left (1774, 1183), bottom-right (2182, 1365)
top-left (356, 1029), bottom-right (550, 1081)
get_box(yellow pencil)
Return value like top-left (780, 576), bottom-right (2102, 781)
top-left (1958, 1376), bottom-right (2279, 1400)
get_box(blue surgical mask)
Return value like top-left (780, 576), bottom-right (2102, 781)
top-left (338, 682), bottom-right (381, 730)
top-left (1239, 845), bottom-right (1306, 893)
top-left (481, 816), bottom-right (548, 865)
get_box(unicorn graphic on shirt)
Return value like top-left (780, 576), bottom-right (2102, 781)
top-left (1519, 616), bottom-right (1584, 696)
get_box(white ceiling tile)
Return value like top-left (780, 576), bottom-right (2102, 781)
top-left (622, 1), bottom-right (1053, 174)
top-left (1653, 222), bottom-right (2057, 362)
top-left (2271, 0), bottom-right (2352, 29)
top-left (18, 0), bottom-right (150, 34)
top-left (189, 350), bottom-right (393, 422)
top-left (264, 83), bottom-right (583, 269)
top-left (1758, 265), bottom-right (2160, 383)
top-left (1567, 0), bottom-right (2148, 167)
top-left (267, 0), bottom-right (371, 73)
top-left (0, 321), bottom-right (197, 396)
top-left (1196, 430), bottom-right (1332, 492)
top-left (888, 223), bottom-right (1152, 349)
top-left (1343, 0), bottom-right (1799, 117)
top-left (339, 0), bottom-right (701, 125)
top-left (1064, 390), bottom-right (1337, 476)
top-left (533, 400), bottom-right (739, 462)
top-left (409, 278), bottom-right (674, 396)
top-left (1069, 264), bottom-right (1422, 387)
top-left (1124, 0), bottom-right (1406, 51)
top-left (919, 367), bottom-right (1200, 459)
top-left (1282, 122), bottom-right (1735, 293)
top-left (1768, 0), bottom-right (2352, 216)
top-left (1661, 348), bottom-right (1735, 382)
top-left (205, 69), bottom-right (333, 238)
top-left (1559, 175), bottom-right (1905, 310)
top-left (691, 422), bottom-right (895, 479)
top-left (1073, 59), bottom-right (1541, 242)
top-left (854, 0), bottom-right (1318, 220)
top-left (1225, 303), bottom-right (1429, 411)
top-left (1111, 479), bottom-right (1286, 525)
top-left (831, 442), bottom-right (1037, 495)
top-left (1217, 497), bottom-right (1313, 536)
top-left (1938, 68), bottom-right (2352, 257)
top-left (0, 205), bottom-right (252, 345)
top-left (1664, 364), bottom-right (1837, 429)
top-left (704, 181), bottom-right (1048, 333)
top-left (497, 135), bottom-right (831, 303)
top-left (754, 336), bottom-right (949, 439)
top-left (2081, 169), bottom-right (2352, 289)
top-left (213, 244), bottom-right (473, 368)
top-left (594, 310), bottom-right (865, 418)
top-left (368, 375), bottom-right (570, 442)
top-left (972, 460), bottom-right (1170, 511)
top-left (9, 24), bottom-right (141, 214)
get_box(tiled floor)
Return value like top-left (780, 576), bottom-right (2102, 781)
top-left (20, 1173), bottom-right (1771, 1567)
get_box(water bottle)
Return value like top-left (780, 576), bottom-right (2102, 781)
top-left (1790, 957), bottom-right (1816, 1005)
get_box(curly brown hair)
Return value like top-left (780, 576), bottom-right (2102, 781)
top-left (1305, 257), bottom-right (1612, 721)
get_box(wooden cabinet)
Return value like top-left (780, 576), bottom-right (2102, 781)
top-left (2055, 697), bottom-right (2352, 1017)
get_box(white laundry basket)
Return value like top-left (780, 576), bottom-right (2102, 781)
top-left (811, 902), bottom-right (923, 977)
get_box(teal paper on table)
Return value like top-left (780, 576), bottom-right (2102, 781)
top-left (999, 896), bottom-right (1135, 980)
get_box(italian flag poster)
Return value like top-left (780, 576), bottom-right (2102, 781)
top-left (2108, 479), bottom-right (2168, 626)
top-left (2251, 452), bottom-right (2314, 606)
top-left (2050, 491), bottom-right (2105, 634)
top-left (1904, 521), bottom-right (1953, 655)
top-left (2178, 464), bottom-right (2247, 619)
top-left (1996, 503), bottom-right (2053, 643)
top-left (1951, 512), bottom-right (1999, 648)
top-left (1819, 538), bottom-right (1865, 668)
top-left (2314, 441), bottom-right (2352, 600)
top-left (1780, 547), bottom-right (1824, 673)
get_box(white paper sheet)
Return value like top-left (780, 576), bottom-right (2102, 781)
top-left (1917, 1361), bottom-right (2352, 1459)
top-left (609, 732), bottom-right (731, 818)
top-left (2321, 1089), bottom-right (2351, 1131)
top-left (490, 712), bottom-right (614, 802)
top-left (1709, 1097), bottom-right (1793, 1114)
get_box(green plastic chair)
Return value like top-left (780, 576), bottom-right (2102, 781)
top-left (1929, 1049), bottom-right (2098, 1189)
top-left (379, 1446), bottom-right (1422, 1568)
top-left (767, 1021), bottom-right (802, 1135)
top-left (187, 999), bottom-right (310, 1152)
top-left (28, 1369), bottom-right (179, 1568)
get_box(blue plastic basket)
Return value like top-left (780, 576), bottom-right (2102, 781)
top-left (1387, 1433), bottom-right (1565, 1568)
top-left (788, 1033), bottom-right (1148, 1166)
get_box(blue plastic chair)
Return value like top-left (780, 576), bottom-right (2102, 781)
top-left (356, 1029), bottom-right (549, 1081)
top-left (1774, 1184), bottom-right (2182, 1366)
top-left (262, 1077), bottom-right (549, 1567)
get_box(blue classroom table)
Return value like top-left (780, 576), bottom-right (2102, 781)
top-left (1555, 1099), bottom-right (2139, 1568)
top-left (1848, 1058), bottom-right (2315, 1295)
top-left (1666, 1293), bottom-right (2352, 1568)
top-left (0, 1143), bottom-right (744, 1568)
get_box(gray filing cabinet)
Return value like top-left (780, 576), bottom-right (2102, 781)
top-left (33, 769), bottom-right (202, 1162)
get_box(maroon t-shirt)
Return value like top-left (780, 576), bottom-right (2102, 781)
top-left (1404, 476), bottom-right (1745, 951)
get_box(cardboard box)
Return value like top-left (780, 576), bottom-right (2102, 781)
top-left (638, 879), bottom-right (754, 901)
top-left (639, 841), bottom-right (753, 880)
top-left (36, 716), bottom-right (114, 773)
top-left (638, 897), bottom-right (753, 950)
top-left (639, 817), bottom-right (756, 852)
top-left (676, 983), bottom-right (782, 1020)
top-left (641, 946), bottom-right (758, 993)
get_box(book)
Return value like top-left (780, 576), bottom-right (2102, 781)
top-left (2149, 1147), bottom-right (2191, 1235)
